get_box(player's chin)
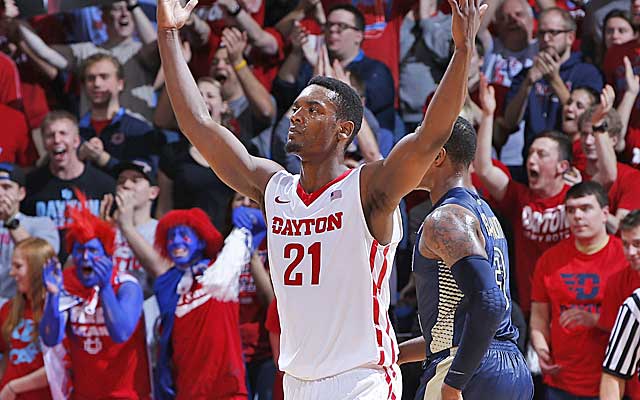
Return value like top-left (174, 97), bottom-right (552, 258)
top-left (285, 141), bottom-right (303, 155)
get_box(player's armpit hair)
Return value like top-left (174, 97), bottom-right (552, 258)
top-left (446, 256), bottom-right (507, 390)
top-left (422, 205), bottom-right (486, 265)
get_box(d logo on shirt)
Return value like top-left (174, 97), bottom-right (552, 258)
top-left (561, 273), bottom-right (600, 300)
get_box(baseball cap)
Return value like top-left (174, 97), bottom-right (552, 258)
top-left (113, 158), bottom-right (157, 186)
top-left (0, 163), bottom-right (26, 187)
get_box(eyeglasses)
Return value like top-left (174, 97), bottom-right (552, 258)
top-left (322, 21), bottom-right (361, 33)
top-left (537, 29), bottom-right (571, 38)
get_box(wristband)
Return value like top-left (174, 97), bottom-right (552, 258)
top-left (228, 2), bottom-right (242, 16)
top-left (233, 59), bottom-right (248, 72)
top-left (127, 3), bottom-right (140, 11)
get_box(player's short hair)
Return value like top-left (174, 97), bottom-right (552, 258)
top-left (443, 117), bottom-right (477, 168)
top-left (41, 110), bottom-right (79, 135)
top-left (620, 210), bottom-right (640, 232)
top-left (539, 7), bottom-right (577, 32)
top-left (565, 181), bottom-right (609, 208)
top-left (534, 130), bottom-right (573, 164)
top-left (80, 53), bottom-right (124, 82)
top-left (327, 4), bottom-right (365, 31)
top-left (308, 76), bottom-right (363, 149)
top-left (578, 106), bottom-right (623, 142)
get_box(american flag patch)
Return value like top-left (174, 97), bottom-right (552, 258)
top-left (330, 190), bottom-right (342, 201)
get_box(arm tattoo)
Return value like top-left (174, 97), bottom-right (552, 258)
top-left (422, 205), bottom-right (487, 266)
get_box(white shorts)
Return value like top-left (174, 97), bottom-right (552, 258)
top-left (283, 365), bottom-right (402, 400)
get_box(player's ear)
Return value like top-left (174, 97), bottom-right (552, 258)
top-left (338, 120), bottom-right (354, 141)
top-left (433, 148), bottom-right (446, 167)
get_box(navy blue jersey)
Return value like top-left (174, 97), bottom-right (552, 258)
top-left (413, 187), bottom-right (518, 356)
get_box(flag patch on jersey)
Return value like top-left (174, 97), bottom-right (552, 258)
top-left (330, 190), bottom-right (342, 201)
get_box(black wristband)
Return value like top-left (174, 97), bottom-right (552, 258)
top-left (127, 3), bottom-right (140, 11)
top-left (228, 3), bottom-right (242, 16)
top-left (4, 218), bottom-right (19, 230)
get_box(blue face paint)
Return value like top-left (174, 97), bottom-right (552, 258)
top-left (166, 225), bottom-right (205, 267)
top-left (72, 238), bottom-right (107, 287)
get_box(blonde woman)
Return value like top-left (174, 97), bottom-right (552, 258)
top-left (0, 238), bottom-right (54, 400)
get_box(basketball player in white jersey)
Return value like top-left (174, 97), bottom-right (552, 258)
top-left (157, 0), bottom-right (486, 397)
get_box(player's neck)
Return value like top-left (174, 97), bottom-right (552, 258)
top-left (299, 160), bottom-right (349, 194)
top-left (50, 159), bottom-right (85, 180)
top-left (575, 232), bottom-right (609, 255)
top-left (429, 175), bottom-right (466, 205)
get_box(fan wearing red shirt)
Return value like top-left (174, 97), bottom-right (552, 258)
top-left (599, 209), bottom-right (640, 399)
top-left (39, 192), bottom-right (151, 400)
top-left (0, 238), bottom-right (55, 400)
top-left (0, 103), bottom-right (37, 167)
top-left (474, 76), bottom-right (572, 315)
top-left (530, 182), bottom-right (628, 398)
top-left (577, 105), bottom-right (640, 233)
top-left (153, 208), bottom-right (248, 400)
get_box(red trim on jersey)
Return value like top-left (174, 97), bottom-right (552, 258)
top-left (384, 367), bottom-right (396, 400)
top-left (376, 246), bottom-right (390, 290)
top-left (370, 239), bottom-right (389, 366)
top-left (295, 169), bottom-right (353, 206)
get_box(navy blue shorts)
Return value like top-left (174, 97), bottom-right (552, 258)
top-left (415, 341), bottom-right (534, 400)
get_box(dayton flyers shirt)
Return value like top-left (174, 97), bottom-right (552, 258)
top-left (532, 236), bottom-right (627, 396)
top-left (0, 302), bottom-right (52, 400)
top-left (65, 273), bottom-right (151, 399)
top-left (265, 167), bottom-right (402, 380)
top-left (496, 180), bottom-right (571, 314)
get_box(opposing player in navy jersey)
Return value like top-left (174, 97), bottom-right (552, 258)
top-left (398, 118), bottom-right (533, 400)
top-left (157, 0), bottom-right (486, 397)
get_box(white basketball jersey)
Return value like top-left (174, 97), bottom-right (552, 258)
top-left (265, 166), bottom-right (402, 380)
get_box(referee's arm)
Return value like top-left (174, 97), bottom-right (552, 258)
top-left (600, 292), bottom-right (640, 400)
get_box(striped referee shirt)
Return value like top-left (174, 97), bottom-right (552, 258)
top-left (603, 288), bottom-right (640, 378)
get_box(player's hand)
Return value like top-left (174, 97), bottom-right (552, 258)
top-left (478, 73), bottom-right (496, 116)
top-left (157, 0), bottom-right (198, 31)
top-left (559, 308), bottom-right (598, 329)
top-left (43, 257), bottom-right (63, 295)
top-left (233, 206), bottom-right (267, 250)
top-left (624, 56), bottom-right (640, 95)
top-left (447, 0), bottom-right (487, 52)
top-left (221, 27), bottom-right (248, 67)
top-left (93, 256), bottom-right (114, 289)
top-left (589, 84), bottom-right (615, 127)
top-left (441, 383), bottom-right (463, 400)
top-left (114, 189), bottom-right (135, 230)
top-left (563, 166), bottom-right (582, 186)
top-left (100, 193), bottom-right (115, 222)
top-left (3, 0), bottom-right (19, 19)
top-left (536, 348), bottom-right (561, 375)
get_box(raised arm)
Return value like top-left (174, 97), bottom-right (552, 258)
top-left (157, 0), bottom-right (282, 201)
top-left (364, 0), bottom-right (487, 210)
top-left (40, 259), bottom-right (65, 346)
top-left (129, 0), bottom-right (157, 44)
top-left (421, 204), bottom-right (506, 395)
top-left (615, 57), bottom-right (640, 153)
top-left (473, 74), bottom-right (510, 201)
top-left (90, 256), bottom-right (143, 342)
top-left (114, 191), bottom-right (172, 278)
top-left (17, 21), bottom-right (68, 70)
top-left (219, 0), bottom-right (279, 55)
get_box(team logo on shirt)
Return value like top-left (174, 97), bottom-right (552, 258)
top-left (9, 319), bottom-right (41, 365)
top-left (561, 273), bottom-right (600, 300)
top-left (271, 212), bottom-right (343, 236)
top-left (84, 337), bottom-right (103, 355)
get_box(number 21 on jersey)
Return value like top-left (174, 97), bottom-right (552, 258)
top-left (283, 242), bottom-right (322, 286)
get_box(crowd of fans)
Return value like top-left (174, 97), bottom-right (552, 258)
top-left (1, 0), bottom-right (640, 398)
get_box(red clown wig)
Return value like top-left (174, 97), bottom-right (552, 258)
top-left (65, 189), bottom-right (116, 256)
top-left (155, 208), bottom-right (224, 261)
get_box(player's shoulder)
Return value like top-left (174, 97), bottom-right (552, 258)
top-left (423, 204), bottom-right (480, 244)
